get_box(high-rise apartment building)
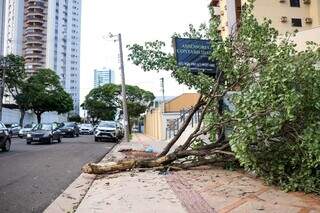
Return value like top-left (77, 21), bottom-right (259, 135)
top-left (211, 0), bottom-right (320, 37)
top-left (3, 0), bottom-right (82, 114)
top-left (94, 68), bottom-right (115, 88)
top-left (0, 0), bottom-right (6, 55)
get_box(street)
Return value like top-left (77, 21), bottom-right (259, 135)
top-left (0, 135), bottom-right (115, 213)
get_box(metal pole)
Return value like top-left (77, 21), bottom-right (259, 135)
top-left (0, 66), bottom-right (5, 121)
top-left (117, 33), bottom-right (129, 142)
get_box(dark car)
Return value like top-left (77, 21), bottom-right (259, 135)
top-left (0, 122), bottom-right (11, 152)
top-left (5, 123), bottom-right (21, 137)
top-left (59, 122), bottom-right (80, 137)
top-left (26, 123), bottom-right (62, 144)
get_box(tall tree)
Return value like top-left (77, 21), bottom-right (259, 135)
top-left (25, 69), bottom-right (73, 123)
top-left (82, 84), bottom-right (155, 125)
top-left (2, 54), bottom-right (29, 126)
top-left (81, 84), bottom-right (119, 123)
top-left (125, 85), bottom-right (155, 130)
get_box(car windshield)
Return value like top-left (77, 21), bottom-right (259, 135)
top-left (63, 123), bottom-right (74, 127)
top-left (24, 124), bottom-right (34, 128)
top-left (82, 124), bottom-right (92, 128)
top-left (99, 122), bottom-right (116, 128)
top-left (34, 124), bottom-right (52, 131)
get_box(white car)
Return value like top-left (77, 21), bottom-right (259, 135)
top-left (94, 121), bottom-right (119, 142)
top-left (79, 123), bottom-right (94, 135)
top-left (18, 123), bottom-right (36, 138)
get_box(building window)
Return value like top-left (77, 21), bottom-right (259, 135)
top-left (290, 0), bottom-right (300, 7)
top-left (292, 18), bottom-right (302, 27)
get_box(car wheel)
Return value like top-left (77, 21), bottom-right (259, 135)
top-left (48, 137), bottom-right (53, 144)
top-left (26, 140), bottom-right (31, 145)
top-left (57, 137), bottom-right (61, 143)
top-left (71, 132), bottom-right (75, 138)
top-left (94, 137), bottom-right (99, 142)
top-left (2, 139), bottom-right (11, 152)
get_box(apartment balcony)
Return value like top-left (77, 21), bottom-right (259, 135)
top-left (24, 39), bottom-right (45, 45)
top-left (26, 12), bottom-right (45, 17)
top-left (24, 25), bottom-right (45, 31)
top-left (25, 18), bottom-right (45, 25)
top-left (24, 32), bottom-right (45, 38)
top-left (24, 54), bottom-right (45, 61)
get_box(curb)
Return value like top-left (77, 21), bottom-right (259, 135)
top-left (44, 142), bottom-right (122, 213)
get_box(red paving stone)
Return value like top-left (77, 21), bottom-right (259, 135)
top-left (166, 168), bottom-right (320, 213)
top-left (166, 172), bottom-right (215, 213)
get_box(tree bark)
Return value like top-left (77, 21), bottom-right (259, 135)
top-left (19, 109), bottom-right (25, 127)
top-left (82, 144), bottom-right (233, 174)
top-left (36, 112), bottom-right (42, 124)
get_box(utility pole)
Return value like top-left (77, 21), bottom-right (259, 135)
top-left (116, 34), bottom-right (129, 142)
top-left (104, 33), bottom-right (129, 142)
top-left (0, 57), bottom-right (7, 121)
top-left (160, 77), bottom-right (165, 103)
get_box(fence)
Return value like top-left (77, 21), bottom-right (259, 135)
top-left (165, 108), bottom-right (202, 140)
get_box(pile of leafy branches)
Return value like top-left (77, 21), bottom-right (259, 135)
top-left (82, 0), bottom-right (320, 193)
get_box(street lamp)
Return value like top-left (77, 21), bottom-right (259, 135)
top-left (106, 33), bottom-right (129, 142)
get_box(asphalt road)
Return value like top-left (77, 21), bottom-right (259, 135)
top-left (0, 135), bottom-right (115, 213)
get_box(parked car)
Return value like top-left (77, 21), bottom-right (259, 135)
top-left (18, 123), bottom-right (37, 138)
top-left (0, 121), bottom-right (11, 152)
top-left (5, 123), bottom-right (21, 137)
top-left (117, 122), bottom-right (124, 139)
top-left (59, 122), bottom-right (80, 137)
top-left (26, 123), bottom-right (62, 144)
top-left (79, 123), bottom-right (94, 135)
top-left (94, 121), bottom-right (119, 142)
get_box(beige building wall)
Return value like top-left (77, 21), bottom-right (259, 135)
top-left (165, 93), bottom-right (201, 113)
top-left (144, 93), bottom-right (200, 140)
top-left (213, 0), bottom-right (320, 37)
top-left (291, 26), bottom-right (320, 51)
top-left (144, 106), bottom-right (163, 140)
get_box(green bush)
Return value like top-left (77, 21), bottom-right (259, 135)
top-left (229, 43), bottom-right (320, 193)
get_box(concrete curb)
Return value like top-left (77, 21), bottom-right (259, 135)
top-left (44, 173), bottom-right (96, 213)
top-left (44, 142), bottom-right (122, 213)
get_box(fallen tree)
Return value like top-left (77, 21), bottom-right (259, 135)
top-left (81, 2), bottom-right (278, 174)
top-left (82, 1), bottom-right (320, 194)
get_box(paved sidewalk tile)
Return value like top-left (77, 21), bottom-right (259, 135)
top-left (76, 171), bottom-right (187, 213)
top-left (168, 168), bottom-right (320, 213)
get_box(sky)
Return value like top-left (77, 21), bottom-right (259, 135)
top-left (80, 0), bottom-right (211, 109)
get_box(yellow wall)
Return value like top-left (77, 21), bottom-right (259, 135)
top-left (165, 93), bottom-right (201, 113)
top-left (144, 106), bottom-right (163, 140)
top-left (144, 93), bottom-right (201, 140)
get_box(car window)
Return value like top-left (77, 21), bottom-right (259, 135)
top-left (34, 124), bottom-right (52, 131)
top-left (5, 124), bottom-right (11, 128)
top-left (63, 123), bottom-right (74, 127)
top-left (24, 124), bottom-right (33, 128)
top-left (99, 122), bottom-right (116, 128)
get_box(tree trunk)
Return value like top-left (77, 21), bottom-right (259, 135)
top-left (19, 109), bottom-right (25, 127)
top-left (82, 144), bottom-right (234, 174)
top-left (36, 113), bottom-right (42, 124)
top-left (158, 97), bottom-right (204, 157)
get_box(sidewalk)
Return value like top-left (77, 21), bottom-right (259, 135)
top-left (46, 133), bottom-right (320, 213)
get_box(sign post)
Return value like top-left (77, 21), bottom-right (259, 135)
top-left (173, 38), bottom-right (217, 76)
